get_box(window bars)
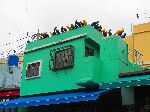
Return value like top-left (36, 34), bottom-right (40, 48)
top-left (26, 61), bottom-right (41, 78)
top-left (49, 45), bottom-right (74, 71)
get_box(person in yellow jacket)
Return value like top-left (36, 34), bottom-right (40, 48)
top-left (83, 20), bottom-right (87, 26)
top-left (114, 28), bottom-right (124, 36)
top-left (50, 32), bottom-right (56, 36)
top-left (50, 32), bottom-right (54, 36)
top-left (66, 26), bottom-right (72, 30)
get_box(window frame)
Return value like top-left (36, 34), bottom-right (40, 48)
top-left (25, 60), bottom-right (42, 79)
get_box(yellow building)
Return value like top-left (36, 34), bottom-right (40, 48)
top-left (17, 53), bottom-right (24, 68)
top-left (124, 22), bottom-right (150, 68)
top-left (0, 53), bottom-right (24, 68)
top-left (0, 58), bottom-right (7, 65)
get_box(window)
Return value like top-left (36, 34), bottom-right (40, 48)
top-left (9, 66), bottom-right (13, 74)
top-left (84, 38), bottom-right (100, 58)
top-left (85, 46), bottom-right (94, 57)
top-left (26, 61), bottom-right (41, 79)
top-left (49, 45), bottom-right (74, 71)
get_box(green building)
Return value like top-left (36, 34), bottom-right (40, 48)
top-left (0, 25), bottom-right (149, 112)
top-left (20, 25), bottom-right (142, 96)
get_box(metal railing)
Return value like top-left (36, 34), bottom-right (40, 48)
top-left (128, 48), bottom-right (143, 66)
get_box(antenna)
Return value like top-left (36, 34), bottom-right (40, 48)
top-left (131, 23), bottom-right (135, 63)
top-left (26, 0), bottom-right (28, 12)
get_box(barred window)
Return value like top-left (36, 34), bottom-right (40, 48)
top-left (49, 45), bottom-right (74, 71)
top-left (26, 61), bottom-right (41, 79)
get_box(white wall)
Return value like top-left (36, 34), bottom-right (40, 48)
top-left (0, 65), bottom-right (22, 89)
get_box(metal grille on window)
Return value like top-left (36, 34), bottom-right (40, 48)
top-left (26, 61), bottom-right (40, 78)
top-left (49, 45), bottom-right (74, 71)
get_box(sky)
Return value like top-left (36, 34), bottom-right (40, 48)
top-left (0, 0), bottom-right (150, 58)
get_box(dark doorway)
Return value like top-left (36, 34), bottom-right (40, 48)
top-left (135, 85), bottom-right (150, 112)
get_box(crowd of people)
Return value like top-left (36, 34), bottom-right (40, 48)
top-left (90, 21), bottom-right (126, 38)
top-left (36, 20), bottom-right (126, 40)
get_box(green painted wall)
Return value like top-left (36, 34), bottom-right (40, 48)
top-left (21, 26), bottom-right (103, 96)
top-left (99, 37), bottom-right (143, 82)
top-left (21, 25), bottom-right (142, 96)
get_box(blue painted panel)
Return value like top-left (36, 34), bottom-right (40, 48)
top-left (8, 55), bottom-right (19, 67)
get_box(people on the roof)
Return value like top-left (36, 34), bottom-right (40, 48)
top-left (71, 24), bottom-right (76, 29)
top-left (79, 20), bottom-right (88, 27)
top-left (108, 29), bottom-right (112, 36)
top-left (54, 27), bottom-right (60, 34)
top-left (91, 21), bottom-right (99, 27)
top-left (75, 20), bottom-right (82, 28)
top-left (41, 32), bottom-right (49, 39)
top-left (91, 21), bottom-right (102, 31)
top-left (120, 33), bottom-right (126, 38)
top-left (114, 28), bottom-right (126, 38)
top-left (49, 20), bottom-right (87, 38)
top-left (36, 32), bottom-right (49, 40)
top-left (36, 20), bottom-right (126, 40)
top-left (83, 20), bottom-right (88, 26)
top-left (80, 21), bottom-right (84, 26)
top-left (114, 28), bottom-right (124, 36)
top-left (61, 26), bottom-right (67, 33)
top-left (66, 26), bottom-right (72, 30)
top-left (36, 33), bottom-right (42, 40)
top-left (50, 32), bottom-right (55, 36)
top-left (101, 29), bottom-right (107, 37)
top-left (50, 32), bottom-right (54, 36)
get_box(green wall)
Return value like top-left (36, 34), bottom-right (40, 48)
top-left (21, 26), bottom-right (103, 96)
top-left (21, 25), bottom-right (142, 96)
top-left (99, 37), bottom-right (143, 82)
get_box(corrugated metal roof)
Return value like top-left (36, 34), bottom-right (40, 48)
top-left (100, 74), bottom-right (150, 89)
top-left (0, 90), bottom-right (110, 108)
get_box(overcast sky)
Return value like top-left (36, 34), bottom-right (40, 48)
top-left (0, 0), bottom-right (150, 58)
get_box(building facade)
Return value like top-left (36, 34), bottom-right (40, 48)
top-left (0, 53), bottom-right (24, 69)
top-left (124, 22), bottom-right (150, 68)
top-left (0, 55), bottom-right (22, 112)
top-left (0, 25), bottom-right (145, 112)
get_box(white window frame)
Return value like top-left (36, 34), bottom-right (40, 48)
top-left (25, 60), bottom-right (42, 79)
